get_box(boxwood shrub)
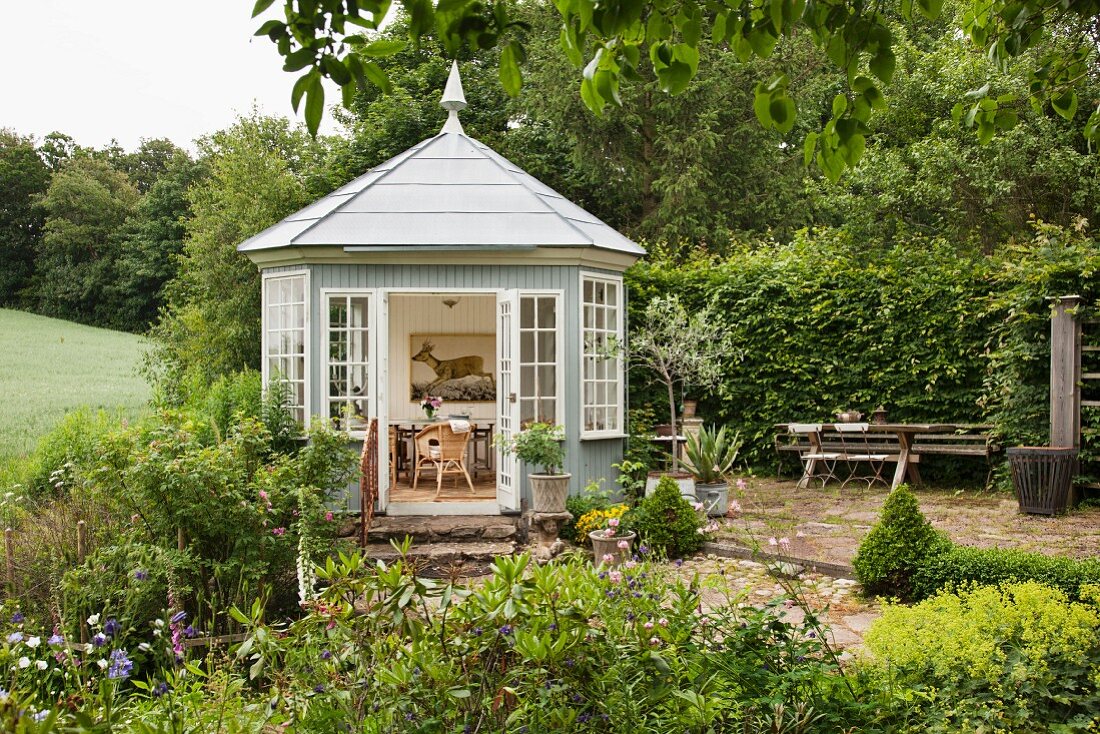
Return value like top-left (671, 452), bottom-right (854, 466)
top-left (913, 544), bottom-right (1100, 602)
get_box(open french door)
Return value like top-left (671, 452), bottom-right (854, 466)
top-left (375, 291), bottom-right (390, 511)
top-left (496, 290), bottom-right (521, 512)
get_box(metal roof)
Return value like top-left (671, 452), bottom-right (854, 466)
top-left (238, 63), bottom-right (644, 257)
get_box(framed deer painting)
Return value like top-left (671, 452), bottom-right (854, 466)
top-left (409, 334), bottom-right (497, 402)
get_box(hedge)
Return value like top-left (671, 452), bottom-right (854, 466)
top-left (626, 225), bottom-right (1100, 473)
top-left (913, 545), bottom-right (1100, 602)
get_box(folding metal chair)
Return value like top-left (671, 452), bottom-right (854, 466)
top-left (789, 423), bottom-right (841, 488)
top-left (833, 422), bottom-right (890, 490)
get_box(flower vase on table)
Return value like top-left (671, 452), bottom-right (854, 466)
top-left (420, 395), bottom-right (443, 421)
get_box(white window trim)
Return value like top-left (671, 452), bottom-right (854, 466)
top-left (261, 269), bottom-right (311, 430)
top-left (320, 288), bottom-right (377, 439)
top-left (517, 290), bottom-right (564, 429)
top-left (579, 272), bottom-right (626, 440)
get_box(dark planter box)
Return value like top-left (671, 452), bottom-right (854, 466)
top-left (1007, 446), bottom-right (1078, 516)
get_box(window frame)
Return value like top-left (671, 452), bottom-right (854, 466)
top-left (261, 269), bottom-right (311, 429)
top-left (579, 272), bottom-right (626, 440)
top-left (517, 290), bottom-right (564, 429)
top-left (320, 288), bottom-right (376, 438)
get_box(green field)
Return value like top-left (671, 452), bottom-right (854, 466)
top-left (0, 309), bottom-right (151, 460)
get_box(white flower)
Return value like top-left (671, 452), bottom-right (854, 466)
top-left (85, 643), bottom-right (94, 653)
top-left (17, 657), bottom-right (30, 669)
top-left (87, 614), bottom-right (100, 626)
top-left (97, 658), bottom-right (108, 670)
top-left (35, 660), bottom-right (47, 670)
top-left (138, 642), bottom-right (151, 652)
top-left (26, 636), bottom-right (40, 649)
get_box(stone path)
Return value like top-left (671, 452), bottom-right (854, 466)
top-left (673, 554), bottom-right (878, 651)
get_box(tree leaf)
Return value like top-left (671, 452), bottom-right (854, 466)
top-left (500, 43), bottom-right (523, 97)
top-left (869, 49), bottom-right (896, 84)
top-left (803, 132), bottom-right (818, 168)
top-left (304, 75), bottom-right (325, 137)
top-left (252, 0), bottom-right (277, 17)
top-left (1051, 91), bottom-right (1078, 121)
top-left (360, 39), bottom-right (407, 57)
top-left (291, 70), bottom-right (314, 112)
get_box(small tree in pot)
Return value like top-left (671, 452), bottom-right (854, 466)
top-left (497, 422), bottom-right (570, 512)
top-left (630, 295), bottom-right (729, 474)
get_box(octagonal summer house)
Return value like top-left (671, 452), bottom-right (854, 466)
top-left (238, 62), bottom-right (645, 516)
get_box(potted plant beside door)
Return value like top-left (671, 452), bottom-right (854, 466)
top-left (498, 422), bottom-right (571, 512)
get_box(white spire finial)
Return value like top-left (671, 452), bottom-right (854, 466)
top-left (440, 60), bottom-right (466, 134)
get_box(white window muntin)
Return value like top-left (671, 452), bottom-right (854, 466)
top-left (580, 273), bottom-right (625, 438)
top-left (322, 290), bottom-right (375, 437)
top-left (518, 291), bottom-right (563, 428)
top-left (262, 270), bottom-right (310, 428)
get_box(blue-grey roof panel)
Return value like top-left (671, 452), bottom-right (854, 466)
top-left (237, 130), bottom-right (645, 256)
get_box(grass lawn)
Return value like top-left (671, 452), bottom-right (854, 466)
top-left (0, 308), bottom-right (151, 461)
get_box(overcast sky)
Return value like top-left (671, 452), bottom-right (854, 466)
top-left (1, 0), bottom-right (339, 152)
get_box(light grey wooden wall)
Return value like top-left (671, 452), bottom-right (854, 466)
top-left (264, 262), bottom-right (626, 513)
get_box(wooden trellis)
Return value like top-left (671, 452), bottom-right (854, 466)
top-left (1051, 295), bottom-right (1099, 487)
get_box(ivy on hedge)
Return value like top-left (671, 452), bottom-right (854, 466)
top-left (626, 225), bottom-right (1100, 471)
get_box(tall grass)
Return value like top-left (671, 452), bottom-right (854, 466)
top-left (0, 308), bottom-right (150, 463)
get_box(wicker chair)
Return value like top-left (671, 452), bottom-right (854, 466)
top-left (413, 422), bottom-right (475, 500)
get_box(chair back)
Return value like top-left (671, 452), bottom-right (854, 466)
top-left (788, 422), bottom-right (822, 434)
top-left (415, 422), bottom-right (472, 461)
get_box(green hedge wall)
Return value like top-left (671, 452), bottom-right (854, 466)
top-left (626, 226), bottom-right (1100, 472)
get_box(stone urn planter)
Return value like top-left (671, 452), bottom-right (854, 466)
top-left (590, 530), bottom-right (636, 567)
top-left (529, 473), bottom-right (572, 513)
top-left (645, 471), bottom-right (696, 500)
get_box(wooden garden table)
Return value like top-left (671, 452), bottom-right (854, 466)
top-left (867, 423), bottom-right (959, 489)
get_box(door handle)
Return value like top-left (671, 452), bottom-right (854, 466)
top-left (509, 393), bottom-right (517, 403)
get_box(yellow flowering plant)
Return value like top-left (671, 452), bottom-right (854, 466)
top-left (575, 504), bottom-right (631, 545)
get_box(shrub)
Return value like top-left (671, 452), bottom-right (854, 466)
top-left (853, 485), bottom-right (950, 600)
top-left (633, 475), bottom-right (706, 558)
top-left (14, 408), bottom-right (127, 499)
top-left (913, 544), bottom-right (1100, 602)
top-left (866, 581), bottom-right (1100, 732)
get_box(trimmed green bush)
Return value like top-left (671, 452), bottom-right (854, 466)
top-left (853, 485), bottom-right (950, 600)
top-left (913, 544), bottom-right (1100, 602)
top-left (866, 581), bottom-right (1100, 732)
top-left (633, 475), bottom-right (705, 558)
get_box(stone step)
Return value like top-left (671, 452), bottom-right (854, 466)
top-left (366, 515), bottom-right (519, 544)
top-left (364, 540), bottom-right (517, 578)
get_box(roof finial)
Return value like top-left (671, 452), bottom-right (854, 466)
top-left (440, 60), bottom-right (466, 134)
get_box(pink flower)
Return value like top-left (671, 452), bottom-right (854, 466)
top-left (735, 478), bottom-right (747, 490)
top-left (272, 527), bottom-right (286, 536)
top-left (649, 637), bottom-right (661, 646)
top-left (658, 617), bottom-right (668, 627)
top-left (607, 517), bottom-right (620, 528)
top-left (768, 537), bottom-right (778, 546)
top-left (699, 616), bottom-right (710, 626)
top-left (796, 530), bottom-right (805, 538)
top-left (258, 490), bottom-right (269, 501)
top-left (624, 560), bottom-right (637, 569)
top-left (325, 511), bottom-right (334, 522)
top-left (601, 553), bottom-right (614, 564)
top-left (609, 571), bottom-right (622, 583)
top-left (643, 621), bottom-right (654, 630)
top-left (729, 500), bottom-right (742, 513)
top-left (692, 502), bottom-right (704, 512)
top-left (779, 537), bottom-right (791, 549)
top-left (617, 540), bottom-right (629, 550)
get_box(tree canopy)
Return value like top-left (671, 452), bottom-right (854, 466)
top-left (252, 0), bottom-right (1099, 180)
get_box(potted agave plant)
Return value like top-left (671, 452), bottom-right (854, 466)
top-left (498, 422), bottom-right (570, 512)
top-left (684, 424), bottom-right (741, 516)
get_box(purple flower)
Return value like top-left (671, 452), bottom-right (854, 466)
top-left (152, 682), bottom-right (169, 697)
top-left (499, 624), bottom-right (513, 636)
top-left (674, 559), bottom-right (683, 567)
top-left (170, 611), bottom-right (187, 624)
top-left (107, 649), bottom-right (132, 679)
top-left (11, 612), bottom-right (24, 624)
top-left (92, 633), bottom-right (107, 647)
top-left (47, 634), bottom-right (63, 646)
top-left (104, 618), bottom-right (121, 637)
top-left (320, 649), bottom-right (332, 660)
top-left (6, 632), bottom-right (22, 644)
top-left (134, 570), bottom-right (148, 581)
top-left (183, 625), bottom-right (195, 638)
top-left (471, 627), bottom-right (483, 636)
top-left (32, 711), bottom-right (48, 722)
top-left (314, 683), bottom-right (325, 693)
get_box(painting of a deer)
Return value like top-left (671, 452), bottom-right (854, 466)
top-left (412, 338), bottom-right (495, 396)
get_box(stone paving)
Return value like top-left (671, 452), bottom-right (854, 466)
top-left (672, 553), bottom-right (878, 652)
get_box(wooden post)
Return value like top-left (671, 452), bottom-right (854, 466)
top-left (77, 520), bottom-right (88, 646)
top-left (1050, 295), bottom-right (1082, 449)
top-left (177, 527), bottom-right (186, 552)
top-left (4, 528), bottom-right (14, 597)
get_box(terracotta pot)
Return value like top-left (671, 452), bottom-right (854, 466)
top-left (682, 400), bottom-right (698, 419)
top-left (529, 473), bottom-right (571, 513)
top-left (590, 531), bottom-right (636, 567)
